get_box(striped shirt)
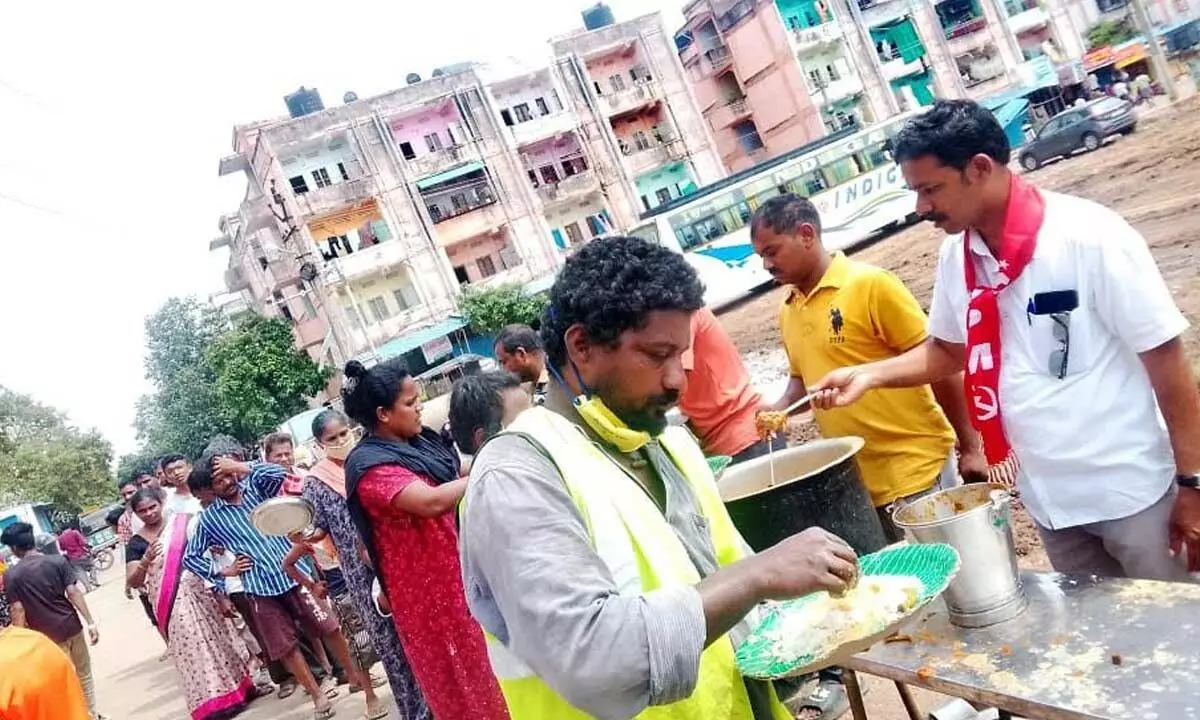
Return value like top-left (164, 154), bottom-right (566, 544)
top-left (183, 462), bottom-right (310, 597)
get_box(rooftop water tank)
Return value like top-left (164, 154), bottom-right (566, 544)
top-left (284, 87), bottom-right (325, 118)
top-left (343, 91), bottom-right (359, 103)
top-left (582, 2), bottom-right (616, 30)
top-left (405, 73), bottom-right (422, 85)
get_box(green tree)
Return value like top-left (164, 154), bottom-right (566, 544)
top-left (458, 283), bottom-right (549, 335)
top-left (133, 298), bottom-right (228, 458)
top-left (116, 449), bottom-right (160, 484)
top-left (206, 315), bottom-right (333, 445)
top-left (1087, 18), bottom-right (1136, 49)
top-left (0, 387), bottom-right (114, 514)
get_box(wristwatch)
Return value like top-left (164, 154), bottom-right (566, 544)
top-left (1176, 473), bottom-right (1200, 489)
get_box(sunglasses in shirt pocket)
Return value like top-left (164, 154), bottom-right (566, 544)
top-left (1027, 290), bottom-right (1094, 380)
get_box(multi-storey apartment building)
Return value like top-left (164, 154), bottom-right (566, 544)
top-left (551, 12), bottom-right (726, 217)
top-left (676, 0), bottom-right (829, 172)
top-left (213, 12), bottom-right (725, 367)
top-left (678, 0), bottom-right (1192, 171)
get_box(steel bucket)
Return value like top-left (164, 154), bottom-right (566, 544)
top-left (892, 483), bottom-right (1026, 628)
top-left (719, 437), bottom-right (888, 555)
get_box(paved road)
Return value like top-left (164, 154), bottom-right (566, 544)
top-left (86, 565), bottom-right (398, 720)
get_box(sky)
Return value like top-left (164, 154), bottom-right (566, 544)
top-left (0, 0), bottom-right (685, 458)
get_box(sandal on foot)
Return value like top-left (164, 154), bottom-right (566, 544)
top-left (278, 680), bottom-right (298, 700)
top-left (313, 706), bottom-right (336, 720)
top-left (320, 677), bottom-right (341, 699)
top-left (788, 679), bottom-right (850, 720)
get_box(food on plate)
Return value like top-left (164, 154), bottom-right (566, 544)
top-left (755, 411), bottom-right (789, 440)
top-left (762, 575), bottom-right (923, 663)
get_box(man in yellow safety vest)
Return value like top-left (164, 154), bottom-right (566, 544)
top-left (461, 236), bottom-right (860, 720)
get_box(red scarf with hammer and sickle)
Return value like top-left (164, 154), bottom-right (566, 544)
top-left (964, 174), bottom-right (1044, 468)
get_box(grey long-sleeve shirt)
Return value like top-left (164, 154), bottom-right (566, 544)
top-left (459, 391), bottom-right (777, 720)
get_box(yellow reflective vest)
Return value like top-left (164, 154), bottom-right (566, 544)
top-left (478, 406), bottom-right (790, 720)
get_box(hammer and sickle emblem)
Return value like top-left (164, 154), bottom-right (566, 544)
top-left (972, 386), bottom-right (999, 422)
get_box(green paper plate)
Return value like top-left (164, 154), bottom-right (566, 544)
top-left (707, 455), bottom-right (733, 476)
top-left (736, 543), bottom-right (961, 680)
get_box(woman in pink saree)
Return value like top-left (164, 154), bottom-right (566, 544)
top-left (125, 488), bottom-right (258, 720)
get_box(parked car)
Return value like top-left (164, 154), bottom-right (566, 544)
top-left (1019, 98), bottom-right (1137, 171)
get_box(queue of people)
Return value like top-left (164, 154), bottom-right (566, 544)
top-left (4, 99), bottom-right (1199, 720)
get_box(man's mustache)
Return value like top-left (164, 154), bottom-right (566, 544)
top-left (921, 212), bottom-right (948, 223)
top-left (648, 391), bottom-right (680, 408)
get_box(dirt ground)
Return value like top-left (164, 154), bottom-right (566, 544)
top-left (718, 95), bottom-right (1200, 575)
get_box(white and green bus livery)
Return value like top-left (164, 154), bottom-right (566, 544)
top-left (630, 112), bottom-right (919, 308)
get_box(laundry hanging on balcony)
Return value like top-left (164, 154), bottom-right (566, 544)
top-left (870, 18), bottom-right (925, 63)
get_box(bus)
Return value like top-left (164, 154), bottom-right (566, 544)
top-left (629, 112), bottom-right (921, 309)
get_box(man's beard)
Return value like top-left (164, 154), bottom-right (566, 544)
top-left (602, 390), bottom-right (680, 435)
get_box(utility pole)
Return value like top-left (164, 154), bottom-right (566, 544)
top-left (1125, 0), bottom-right (1178, 100)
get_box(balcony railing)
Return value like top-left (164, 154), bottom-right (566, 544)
top-left (961, 58), bottom-right (1007, 86)
top-left (535, 169), bottom-right (600, 205)
top-left (620, 131), bottom-right (686, 175)
top-left (809, 76), bottom-right (866, 105)
top-left (716, 0), bottom-right (755, 31)
top-left (600, 82), bottom-right (658, 116)
top-left (879, 56), bottom-right (927, 81)
top-left (508, 109), bottom-right (578, 147)
top-left (433, 202), bottom-right (507, 247)
top-left (943, 16), bottom-right (988, 39)
top-left (1007, 5), bottom-right (1050, 33)
top-left (791, 21), bottom-right (844, 53)
top-left (701, 45), bottom-right (732, 74)
top-left (330, 239), bottom-right (409, 283)
top-left (292, 176), bottom-right (377, 218)
top-left (707, 97), bottom-right (753, 129)
top-left (407, 144), bottom-right (472, 179)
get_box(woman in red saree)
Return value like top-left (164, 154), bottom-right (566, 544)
top-left (125, 489), bottom-right (259, 720)
top-left (341, 359), bottom-right (509, 720)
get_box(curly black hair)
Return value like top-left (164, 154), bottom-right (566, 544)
top-left (892, 99), bottom-right (1011, 169)
top-left (540, 236), bottom-right (706, 368)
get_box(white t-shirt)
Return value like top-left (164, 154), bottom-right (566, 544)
top-left (928, 190), bottom-right (1187, 529)
top-left (209, 549), bottom-right (244, 594)
top-left (163, 490), bottom-right (203, 518)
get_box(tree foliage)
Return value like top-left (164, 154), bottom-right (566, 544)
top-left (132, 298), bottom-right (332, 458)
top-left (207, 315), bottom-right (333, 444)
top-left (133, 298), bottom-right (226, 458)
top-left (0, 387), bottom-right (114, 514)
top-left (1087, 19), bottom-right (1136, 49)
top-left (458, 283), bottom-right (549, 335)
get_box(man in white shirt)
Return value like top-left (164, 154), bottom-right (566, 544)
top-left (160, 453), bottom-right (203, 517)
top-left (810, 99), bottom-right (1200, 579)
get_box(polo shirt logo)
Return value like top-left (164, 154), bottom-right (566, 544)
top-left (829, 307), bottom-right (846, 344)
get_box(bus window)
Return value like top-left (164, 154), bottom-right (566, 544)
top-left (675, 223), bottom-right (701, 250)
top-left (783, 170), bottom-right (827, 197)
top-left (630, 222), bottom-right (660, 245)
top-left (822, 156), bottom-right (860, 185)
top-left (863, 142), bottom-right (891, 169)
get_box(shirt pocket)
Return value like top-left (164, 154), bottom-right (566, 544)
top-left (1027, 304), bottom-right (1099, 379)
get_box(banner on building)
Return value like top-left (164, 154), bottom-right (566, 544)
top-left (420, 335), bottom-right (453, 365)
top-left (1114, 42), bottom-right (1149, 69)
top-left (1017, 56), bottom-right (1058, 88)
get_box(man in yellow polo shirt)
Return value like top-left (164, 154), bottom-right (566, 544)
top-left (752, 193), bottom-right (987, 541)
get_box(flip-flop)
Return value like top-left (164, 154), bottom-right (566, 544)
top-left (278, 680), bottom-right (298, 700)
top-left (313, 706), bottom-right (336, 720)
top-left (789, 679), bottom-right (850, 720)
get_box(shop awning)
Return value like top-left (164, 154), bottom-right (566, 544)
top-left (361, 316), bottom-right (469, 364)
top-left (416, 161), bottom-right (485, 191)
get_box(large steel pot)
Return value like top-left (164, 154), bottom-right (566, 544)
top-left (719, 437), bottom-right (887, 555)
top-left (892, 483), bottom-right (1026, 628)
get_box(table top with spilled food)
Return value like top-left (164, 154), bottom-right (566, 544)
top-left (846, 571), bottom-right (1200, 720)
